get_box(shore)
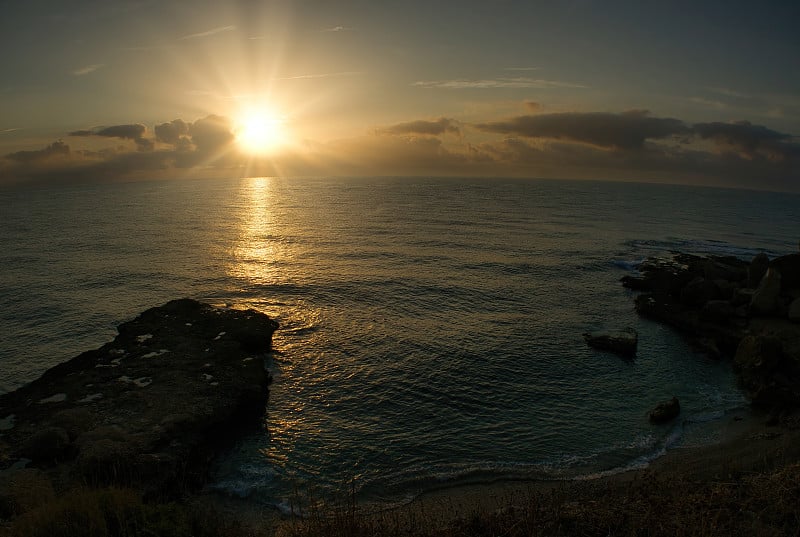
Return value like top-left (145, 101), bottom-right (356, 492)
top-left (409, 407), bottom-right (800, 518)
top-left (209, 407), bottom-right (800, 536)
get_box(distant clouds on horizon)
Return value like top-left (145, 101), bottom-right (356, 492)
top-left (1, 107), bottom-right (798, 192)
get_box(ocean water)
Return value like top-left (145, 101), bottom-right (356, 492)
top-left (1, 177), bottom-right (799, 510)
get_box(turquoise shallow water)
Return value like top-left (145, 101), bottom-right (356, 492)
top-left (1, 177), bottom-right (799, 509)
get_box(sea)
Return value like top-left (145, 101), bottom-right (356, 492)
top-left (1, 176), bottom-right (799, 512)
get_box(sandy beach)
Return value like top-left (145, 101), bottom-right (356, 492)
top-left (408, 408), bottom-right (800, 516)
top-left (201, 407), bottom-right (800, 536)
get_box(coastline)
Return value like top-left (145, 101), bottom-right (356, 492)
top-left (407, 406), bottom-right (797, 514)
top-left (264, 409), bottom-right (800, 537)
top-left (205, 406), bottom-right (800, 535)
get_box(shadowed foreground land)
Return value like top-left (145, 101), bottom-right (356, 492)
top-left (3, 414), bottom-right (800, 536)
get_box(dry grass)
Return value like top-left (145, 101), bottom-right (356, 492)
top-left (276, 464), bottom-right (800, 537)
top-left (1, 486), bottom-right (270, 537)
top-left (3, 463), bottom-right (798, 536)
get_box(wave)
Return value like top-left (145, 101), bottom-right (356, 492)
top-left (626, 238), bottom-right (785, 259)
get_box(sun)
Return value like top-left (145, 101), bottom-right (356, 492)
top-left (235, 108), bottom-right (286, 154)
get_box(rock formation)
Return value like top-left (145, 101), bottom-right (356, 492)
top-left (0, 299), bottom-right (278, 500)
top-left (583, 329), bottom-right (638, 358)
top-left (648, 397), bottom-right (681, 424)
top-left (622, 252), bottom-right (800, 411)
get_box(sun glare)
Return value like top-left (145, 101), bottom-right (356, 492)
top-left (235, 108), bottom-right (285, 154)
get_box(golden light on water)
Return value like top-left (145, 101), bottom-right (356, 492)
top-left (228, 176), bottom-right (281, 285)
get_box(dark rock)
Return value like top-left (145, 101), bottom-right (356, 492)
top-left (702, 300), bottom-right (742, 323)
top-left (690, 337), bottom-right (722, 358)
top-left (712, 279), bottom-right (737, 300)
top-left (635, 293), bottom-right (695, 332)
top-left (733, 335), bottom-right (800, 409)
top-left (751, 268), bottom-right (782, 315)
top-left (626, 257), bottom-right (695, 295)
top-left (625, 252), bottom-right (800, 412)
top-left (620, 275), bottom-right (650, 291)
top-left (789, 298), bottom-right (800, 323)
top-left (732, 288), bottom-right (755, 307)
top-left (680, 277), bottom-right (720, 307)
top-left (0, 299), bottom-right (279, 498)
top-left (771, 254), bottom-right (800, 295)
top-left (649, 397), bottom-right (680, 423)
top-left (703, 257), bottom-right (747, 283)
top-left (748, 253), bottom-right (770, 288)
top-left (583, 329), bottom-right (638, 358)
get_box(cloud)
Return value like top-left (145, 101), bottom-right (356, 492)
top-left (279, 71), bottom-right (361, 80)
top-left (504, 67), bottom-right (538, 71)
top-left (2, 112), bottom-right (798, 192)
top-left (72, 64), bottom-right (104, 76)
top-left (380, 118), bottom-right (460, 137)
top-left (476, 111), bottom-right (690, 150)
top-left (154, 119), bottom-right (190, 146)
top-left (412, 77), bottom-right (586, 89)
top-left (6, 141), bottom-right (70, 164)
top-left (323, 25), bottom-right (349, 32)
top-left (179, 25), bottom-right (235, 40)
top-left (692, 120), bottom-right (797, 160)
top-left (690, 97), bottom-right (726, 109)
top-left (69, 123), bottom-right (153, 151)
top-left (188, 115), bottom-right (234, 153)
top-left (523, 101), bottom-right (541, 112)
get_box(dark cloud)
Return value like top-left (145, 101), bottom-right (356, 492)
top-left (2, 112), bottom-right (798, 192)
top-left (476, 111), bottom-right (690, 150)
top-left (692, 120), bottom-right (796, 160)
top-left (6, 141), bottom-right (70, 163)
top-left (189, 115), bottom-right (234, 153)
top-left (380, 117), bottom-right (460, 136)
top-left (524, 101), bottom-right (541, 111)
top-left (154, 119), bottom-right (190, 146)
top-left (69, 123), bottom-right (154, 151)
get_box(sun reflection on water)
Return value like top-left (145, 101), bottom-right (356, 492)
top-left (227, 176), bottom-right (282, 286)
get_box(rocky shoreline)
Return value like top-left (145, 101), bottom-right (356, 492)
top-left (0, 299), bottom-right (278, 521)
top-left (621, 250), bottom-right (800, 412)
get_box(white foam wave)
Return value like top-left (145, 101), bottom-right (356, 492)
top-left (628, 238), bottom-right (783, 260)
top-left (611, 258), bottom-right (645, 271)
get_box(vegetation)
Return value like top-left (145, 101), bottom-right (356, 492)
top-left (2, 463), bottom-right (799, 536)
top-left (1, 487), bottom-right (269, 537)
top-left (277, 464), bottom-right (800, 537)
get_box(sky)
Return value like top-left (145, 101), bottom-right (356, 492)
top-left (1, 0), bottom-right (798, 191)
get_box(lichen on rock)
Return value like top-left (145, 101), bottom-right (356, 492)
top-left (0, 298), bottom-right (278, 499)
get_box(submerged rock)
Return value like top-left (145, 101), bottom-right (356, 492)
top-left (0, 299), bottom-right (278, 498)
top-left (583, 329), bottom-right (638, 358)
top-left (648, 397), bottom-right (680, 424)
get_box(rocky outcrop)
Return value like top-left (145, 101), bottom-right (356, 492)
top-left (0, 299), bottom-right (278, 499)
top-left (622, 252), bottom-right (800, 410)
top-left (789, 299), bottom-right (800, 323)
top-left (648, 397), bottom-right (680, 424)
top-left (583, 329), bottom-right (638, 358)
top-left (751, 268), bottom-right (782, 315)
top-left (733, 335), bottom-right (800, 408)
